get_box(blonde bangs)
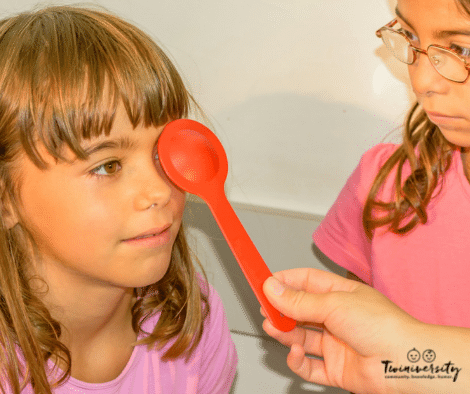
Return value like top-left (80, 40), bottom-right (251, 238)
top-left (0, 5), bottom-right (191, 167)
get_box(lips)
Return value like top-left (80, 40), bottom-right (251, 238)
top-left (424, 110), bottom-right (463, 126)
top-left (123, 224), bottom-right (171, 242)
top-left (426, 111), bottom-right (455, 118)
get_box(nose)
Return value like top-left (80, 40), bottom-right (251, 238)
top-left (133, 155), bottom-right (173, 211)
top-left (408, 49), bottom-right (448, 97)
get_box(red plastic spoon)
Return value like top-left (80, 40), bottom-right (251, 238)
top-left (157, 119), bottom-right (296, 332)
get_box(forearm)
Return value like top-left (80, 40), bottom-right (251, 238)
top-left (346, 271), bottom-right (469, 393)
top-left (263, 268), bottom-right (470, 394)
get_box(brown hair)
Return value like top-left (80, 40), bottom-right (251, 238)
top-left (362, 0), bottom-right (470, 237)
top-left (363, 103), bottom-right (454, 238)
top-left (0, 5), bottom-right (207, 393)
top-left (363, 0), bottom-right (470, 238)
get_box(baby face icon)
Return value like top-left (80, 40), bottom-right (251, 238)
top-left (422, 349), bottom-right (436, 363)
top-left (407, 348), bottom-right (421, 363)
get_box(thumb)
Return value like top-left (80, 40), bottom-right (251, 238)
top-left (263, 276), bottom-right (324, 323)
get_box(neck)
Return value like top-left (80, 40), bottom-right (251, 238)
top-left (51, 286), bottom-right (136, 347)
top-left (30, 256), bottom-right (138, 382)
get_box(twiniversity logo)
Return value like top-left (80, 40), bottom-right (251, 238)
top-left (382, 348), bottom-right (462, 382)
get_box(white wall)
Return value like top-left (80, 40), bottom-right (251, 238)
top-left (1, 0), bottom-right (412, 216)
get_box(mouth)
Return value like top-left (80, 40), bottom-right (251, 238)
top-left (425, 111), bottom-right (463, 125)
top-left (122, 224), bottom-right (172, 247)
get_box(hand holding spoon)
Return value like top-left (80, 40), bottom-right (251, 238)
top-left (157, 119), bottom-right (296, 332)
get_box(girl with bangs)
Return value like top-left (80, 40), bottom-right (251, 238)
top-left (0, 5), bottom-right (236, 394)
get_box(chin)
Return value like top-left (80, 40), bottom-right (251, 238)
top-left (135, 262), bottom-right (171, 288)
top-left (112, 251), bottom-right (173, 288)
top-left (438, 127), bottom-right (470, 149)
top-left (129, 273), bottom-right (166, 289)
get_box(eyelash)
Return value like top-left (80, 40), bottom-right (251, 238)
top-left (89, 153), bottom-right (160, 179)
top-left (398, 27), bottom-right (419, 43)
top-left (90, 160), bottom-right (122, 178)
top-left (450, 44), bottom-right (470, 58)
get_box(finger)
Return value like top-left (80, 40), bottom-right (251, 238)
top-left (264, 276), bottom-right (338, 324)
top-left (287, 344), bottom-right (332, 387)
top-left (262, 318), bottom-right (304, 348)
top-left (260, 307), bottom-right (266, 318)
top-left (261, 307), bottom-right (323, 330)
top-left (273, 268), bottom-right (358, 294)
top-left (263, 318), bottom-right (325, 358)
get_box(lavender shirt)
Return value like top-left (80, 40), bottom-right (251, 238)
top-left (10, 283), bottom-right (238, 393)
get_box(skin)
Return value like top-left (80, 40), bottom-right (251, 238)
top-left (262, 269), bottom-right (470, 394)
top-left (13, 105), bottom-right (185, 382)
top-left (261, 0), bottom-right (470, 392)
top-left (396, 0), bottom-right (470, 173)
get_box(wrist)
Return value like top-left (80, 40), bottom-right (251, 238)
top-left (379, 317), bottom-right (424, 394)
top-left (383, 320), bottom-right (468, 394)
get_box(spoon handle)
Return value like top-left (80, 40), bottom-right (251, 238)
top-left (205, 191), bottom-right (297, 332)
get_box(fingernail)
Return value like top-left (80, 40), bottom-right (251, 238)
top-left (266, 277), bottom-right (286, 296)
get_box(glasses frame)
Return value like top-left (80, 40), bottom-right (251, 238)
top-left (376, 19), bottom-right (470, 83)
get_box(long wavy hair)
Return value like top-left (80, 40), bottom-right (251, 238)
top-left (362, 0), bottom-right (470, 238)
top-left (363, 103), bottom-right (454, 237)
top-left (0, 5), bottom-right (208, 393)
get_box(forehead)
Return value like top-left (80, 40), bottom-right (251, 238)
top-left (79, 103), bottom-right (167, 151)
top-left (397, 0), bottom-right (470, 32)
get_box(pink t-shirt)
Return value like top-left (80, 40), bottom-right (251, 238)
top-left (314, 143), bottom-right (470, 327)
top-left (10, 283), bottom-right (237, 393)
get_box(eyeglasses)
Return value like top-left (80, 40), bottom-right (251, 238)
top-left (376, 19), bottom-right (470, 83)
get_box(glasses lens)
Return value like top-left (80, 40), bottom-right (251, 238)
top-left (380, 29), bottom-right (413, 64)
top-left (427, 46), bottom-right (468, 82)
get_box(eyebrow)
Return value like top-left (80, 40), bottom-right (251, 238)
top-left (395, 6), bottom-right (470, 39)
top-left (395, 7), bottom-right (413, 29)
top-left (82, 136), bottom-right (137, 156)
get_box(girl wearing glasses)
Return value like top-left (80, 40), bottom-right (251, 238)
top-left (263, 0), bottom-right (470, 393)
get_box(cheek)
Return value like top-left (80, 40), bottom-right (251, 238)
top-left (19, 176), bottom-right (116, 255)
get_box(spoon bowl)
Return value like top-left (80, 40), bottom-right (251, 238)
top-left (158, 119), bottom-right (296, 332)
top-left (157, 120), bottom-right (227, 198)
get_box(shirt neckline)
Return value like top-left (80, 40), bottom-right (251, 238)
top-left (48, 343), bottom-right (141, 390)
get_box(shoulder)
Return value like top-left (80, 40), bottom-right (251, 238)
top-left (139, 277), bottom-right (226, 334)
top-left (199, 279), bottom-right (229, 333)
top-left (325, 143), bottom-right (398, 203)
top-left (356, 143), bottom-right (399, 177)
top-left (344, 143), bottom-right (399, 202)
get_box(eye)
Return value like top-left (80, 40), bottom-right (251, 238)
top-left (450, 44), bottom-right (470, 59)
top-left (91, 160), bottom-right (122, 176)
top-left (398, 27), bottom-right (419, 44)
